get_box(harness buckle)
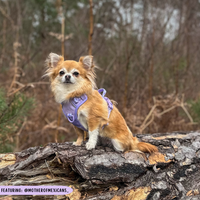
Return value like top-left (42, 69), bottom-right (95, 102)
top-left (74, 97), bottom-right (80, 104)
top-left (67, 113), bottom-right (74, 123)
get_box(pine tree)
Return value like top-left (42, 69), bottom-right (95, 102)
top-left (0, 89), bottom-right (34, 153)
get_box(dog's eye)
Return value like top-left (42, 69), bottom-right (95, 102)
top-left (73, 72), bottom-right (79, 77)
top-left (59, 71), bottom-right (65, 76)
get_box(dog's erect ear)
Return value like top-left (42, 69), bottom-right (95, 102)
top-left (79, 55), bottom-right (93, 70)
top-left (46, 53), bottom-right (64, 68)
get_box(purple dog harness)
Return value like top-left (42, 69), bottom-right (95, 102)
top-left (61, 88), bottom-right (113, 131)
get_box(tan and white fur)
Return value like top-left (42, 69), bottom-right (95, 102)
top-left (45, 53), bottom-right (158, 153)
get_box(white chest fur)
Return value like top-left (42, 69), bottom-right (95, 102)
top-left (77, 108), bottom-right (88, 131)
top-left (52, 82), bottom-right (79, 104)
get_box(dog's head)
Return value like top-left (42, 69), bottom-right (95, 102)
top-left (44, 53), bottom-right (96, 103)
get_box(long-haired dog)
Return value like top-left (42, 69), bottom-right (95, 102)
top-left (44, 53), bottom-right (158, 153)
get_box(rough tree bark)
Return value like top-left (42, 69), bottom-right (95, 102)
top-left (0, 131), bottom-right (200, 200)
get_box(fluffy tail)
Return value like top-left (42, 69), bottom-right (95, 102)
top-left (137, 142), bottom-right (158, 154)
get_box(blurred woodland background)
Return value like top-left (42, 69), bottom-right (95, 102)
top-left (1, 0), bottom-right (200, 153)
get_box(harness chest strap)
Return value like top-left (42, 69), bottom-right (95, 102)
top-left (61, 88), bottom-right (113, 131)
top-left (62, 94), bottom-right (88, 131)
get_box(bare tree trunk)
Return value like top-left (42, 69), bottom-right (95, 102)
top-left (140, 0), bottom-right (147, 63)
top-left (148, 16), bottom-right (155, 101)
top-left (61, 16), bottom-right (65, 57)
top-left (55, 0), bottom-right (65, 143)
top-left (8, 0), bottom-right (21, 94)
top-left (123, 44), bottom-right (135, 112)
top-left (88, 0), bottom-right (93, 55)
top-left (0, 19), bottom-right (6, 65)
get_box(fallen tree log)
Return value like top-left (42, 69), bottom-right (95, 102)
top-left (0, 131), bottom-right (200, 200)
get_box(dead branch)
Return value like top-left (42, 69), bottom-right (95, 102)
top-left (138, 94), bottom-right (195, 133)
top-left (0, 6), bottom-right (14, 28)
top-left (7, 82), bottom-right (49, 96)
top-left (49, 32), bottom-right (72, 41)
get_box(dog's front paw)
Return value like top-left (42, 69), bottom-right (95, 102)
top-left (73, 141), bottom-right (82, 146)
top-left (86, 142), bottom-right (95, 150)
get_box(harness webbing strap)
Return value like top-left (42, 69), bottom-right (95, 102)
top-left (98, 88), bottom-right (113, 129)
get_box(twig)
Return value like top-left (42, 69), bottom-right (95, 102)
top-left (141, 105), bottom-right (157, 128)
top-left (45, 160), bottom-right (55, 179)
top-left (159, 106), bottom-right (177, 116)
top-left (141, 114), bottom-right (155, 133)
top-left (41, 120), bottom-right (69, 135)
top-left (7, 82), bottom-right (49, 96)
top-left (0, 196), bottom-right (12, 200)
top-left (6, 174), bottom-right (17, 186)
top-left (181, 103), bottom-right (194, 123)
top-left (49, 32), bottom-right (72, 41)
top-left (15, 118), bottom-right (27, 151)
top-left (56, 105), bottom-right (62, 143)
top-left (55, 152), bottom-right (62, 164)
top-left (0, 6), bottom-right (14, 28)
top-left (14, 81), bottom-right (25, 87)
top-left (100, 56), bottom-right (117, 87)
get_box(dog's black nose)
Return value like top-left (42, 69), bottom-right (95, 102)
top-left (65, 75), bottom-right (71, 80)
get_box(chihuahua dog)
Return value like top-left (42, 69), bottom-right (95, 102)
top-left (45, 53), bottom-right (158, 153)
